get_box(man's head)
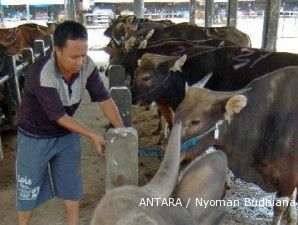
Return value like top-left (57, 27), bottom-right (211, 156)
top-left (54, 21), bottom-right (88, 75)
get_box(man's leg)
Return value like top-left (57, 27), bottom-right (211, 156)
top-left (64, 200), bottom-right (79, 225)
top-left (18, 211), bottom-right (32, 225)
top-left (50, 133), bottom-right (82, 225)
top-left (16, 133), bottom-right (55, 224)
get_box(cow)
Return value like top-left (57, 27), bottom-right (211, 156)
top-left (17, 24), bottom-right (52, 50)
top-left (90, 122), bottom-right (229, 225)
top-left (0, 27), bottom-right (22, 55)
top-left (105, 39), bottom-right (215, 80)
top-left (132, 47), bottom-right (298, 134)
top-left (126, 23), bottom-right (251, 48)
top-left (18, 23), bottom-right (55, 36)
top-left (105, 40), bottom-right (214, 138)
top-left (174, 66), bottom-right (298, 225)
top-left (104, 15), bottom-right (173, 42)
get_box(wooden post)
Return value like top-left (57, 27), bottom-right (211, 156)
top-left (205, 0), bottom-right (214, 27)
top-left (110, 87), bottom-right (131, 127)
top-left (105, 127), bottom-right (138, 191)
top-left (190, 0), bottom-right (196, 24)
top-left (262, 0), bottom-right (282, 51)
top-left (227, 0), bottom-right (238, 27)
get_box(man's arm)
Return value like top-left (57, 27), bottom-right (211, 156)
top-left (57, 115), bottom-right (105, 155)
top-left (99, 98), bottom-right (124, 128)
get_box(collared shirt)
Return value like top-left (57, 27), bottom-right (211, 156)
top-left (18, 53), bottom-right (111, 138)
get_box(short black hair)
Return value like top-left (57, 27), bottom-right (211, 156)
top-left (54, 21), bottom-right (88, 48)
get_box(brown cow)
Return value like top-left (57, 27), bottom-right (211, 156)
top-left (175, 67), bottom-right (298, 225)
top-left (0, 27), bottom-right (22, 55)
top-left (17, 24), bottom-right (52, 49)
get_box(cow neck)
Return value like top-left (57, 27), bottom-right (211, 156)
top-left (181, 119), bottom-right (225, 152)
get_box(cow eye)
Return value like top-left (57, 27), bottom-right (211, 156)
top-left (191, 119), bottom-right (200, 126)
top-left (142, 76), bottom-right (151, 81)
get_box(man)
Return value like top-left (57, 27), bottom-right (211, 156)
top-left (16, 21), bottom-right (123, 225)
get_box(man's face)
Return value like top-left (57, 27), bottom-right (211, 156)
top-left (55, 39), bottom-right (88, 75)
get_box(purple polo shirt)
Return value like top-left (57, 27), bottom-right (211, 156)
top-left (18, 53), bottom-right (111, 138)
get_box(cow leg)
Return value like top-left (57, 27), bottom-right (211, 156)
top-left (155, 99), bottom-right (174, 143)
top-left (285, 188), bottom-right (297, 225)
top-left (272, 195), bottom-right (290, 225)
top-left (152, 108), bottom-right (163, 135)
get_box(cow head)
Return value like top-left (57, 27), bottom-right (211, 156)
top-left (175, 86), bottom-right (248, 162)
top-left (90, 122), bottom-right (228, 225)
top-left (105, 15), bottom-right (139, 41)
top-left (132, 53), bottom-right (187, 104)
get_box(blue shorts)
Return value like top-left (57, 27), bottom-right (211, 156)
top-left (16, 132), bottom-right (83, 211)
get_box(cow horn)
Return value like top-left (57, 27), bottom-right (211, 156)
top-left (192, 73), bottom-right (213, 88)
top-left (145, 29), bottom-right (154, 40)
top-left (110, 36), bottom-right (120, 47)
top-left (142, 121), bottom-right (181, 198)
top-left (212, 87), bottom-right (251, 102)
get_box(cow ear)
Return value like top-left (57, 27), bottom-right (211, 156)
top-left (138, 59), bottom-right (142, 67)
top-left (224, 95), bottom-right (247, 122)
top-left (103, 46), bottom-right (112, 55)
top-left (170, 55), bottom-right (187, 72)
top-left (124, 37), bottom-right (136, 50)
top-left (173, 151), bottom-right (228, 223)
top-left (138, 40), bottom-right (147, 49)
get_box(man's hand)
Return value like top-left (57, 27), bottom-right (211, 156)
top-left (90, 134), bottom-right (106, 156)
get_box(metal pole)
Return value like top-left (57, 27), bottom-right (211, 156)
top-left (227, 0), bottom-right (238, 27)
top-left (262, 0), bottom-right (282, 51)
top-left (134, 0), bottom-right (144, 18)
top-left (189, 0), bottom-right (196, 24)
top-left (205, 0), bottom-right (213, 27)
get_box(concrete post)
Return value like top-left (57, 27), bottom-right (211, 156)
top-left (108, 65), bottom-right (126, 88)
top-left (134, 0), bottom-right (144, 18)
top-left (105, 128), bottom-right (138, 191)
top-left (22, 48), bottom-right (34, 66)
top-left (262, 0), bottom-right (282, 51)
top-left (189, 0), bottom-right (196, 24)
top-left (227, 0), bottom-right (238, 27)
top-left (111, 87), bottom-right (132, 127)
top-left (205, 0), bottom-right (214, 27)
top-left (34, 40), bottom-right (46, 58)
